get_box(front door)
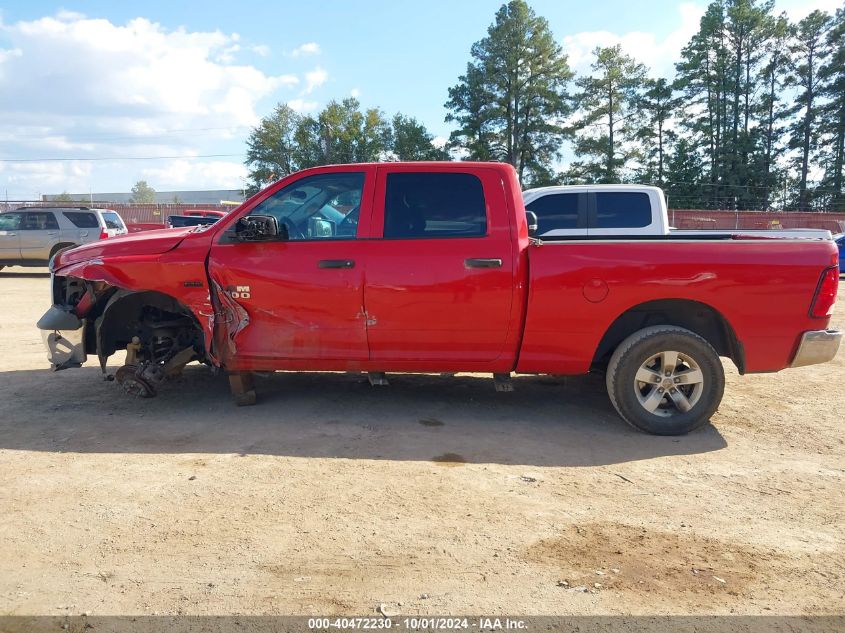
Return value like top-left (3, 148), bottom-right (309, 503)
top-left (363, 166), bottom-right (516, 367)
top-left (208, 167), bottom-right (375, 369)
top-left (0, 212), bottom-right (22, 261)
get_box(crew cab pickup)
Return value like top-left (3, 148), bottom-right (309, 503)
top-left (37, 162), bottom-right (841, 435)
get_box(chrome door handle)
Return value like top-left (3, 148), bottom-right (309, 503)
top-left (318, 259), bottom-right (355, 269)
top-left (465, 258), bottom-right (502, 269)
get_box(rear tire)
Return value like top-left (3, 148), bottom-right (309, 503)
top-left (606, 325), bottom-right (725, 435)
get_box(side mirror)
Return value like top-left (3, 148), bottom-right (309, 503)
top-left (526, 210), bottom-right (539, 237)
top-left (235, 215), bottom-right (285, 241)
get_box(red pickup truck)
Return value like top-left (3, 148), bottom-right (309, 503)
top-left (37, 162), bottom-right (841, 435)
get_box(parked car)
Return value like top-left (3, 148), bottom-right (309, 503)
top-left (835, 233), bottom-right (845, 273)
top-left (37, 163), bottom-right (840, 435)
top-left (182, 209), bottom-right (227, 218)
top-left (167, 215), bottom-right (222, 229)
top-left (0, 206), bottom-right (127, 270)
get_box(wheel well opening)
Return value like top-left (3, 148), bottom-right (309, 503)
top-left (90, 290), bottom-right (205, 363)
top-left (592, 299), bottom-right (745, 374)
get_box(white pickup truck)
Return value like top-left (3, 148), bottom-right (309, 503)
top-left (522, 184), bottom-right (832, 240)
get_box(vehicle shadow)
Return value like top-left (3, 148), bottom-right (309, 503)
top-left (0, 365), bottom-right (727, 467)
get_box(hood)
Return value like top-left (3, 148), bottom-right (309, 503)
top-left (53, 227), bottom-right (194, 270)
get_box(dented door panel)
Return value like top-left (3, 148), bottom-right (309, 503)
top-left (207, 240), bottom-right (370, 368)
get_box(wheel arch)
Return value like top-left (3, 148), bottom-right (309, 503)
top-left (91, 288), bottom-right (206, 364)
top-left (592, 298), bottom-right (745, 374)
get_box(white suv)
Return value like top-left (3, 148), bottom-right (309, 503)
top-left (0, 207), bottom-right (127, 271)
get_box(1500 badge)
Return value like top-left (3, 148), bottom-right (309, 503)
top-left (226, 285), bottom-right (251, 299)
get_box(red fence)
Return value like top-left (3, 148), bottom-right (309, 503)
top-left (669, 209), bottom-right (845, 233)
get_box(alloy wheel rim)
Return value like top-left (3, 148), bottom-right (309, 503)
top-left (634, 350), bottom-right (704, 417)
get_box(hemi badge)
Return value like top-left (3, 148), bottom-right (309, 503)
top-left (183, 280), bottom-right (204, 288)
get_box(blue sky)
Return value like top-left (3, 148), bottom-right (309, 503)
top-left (0, 0), bottom-right (839, 198)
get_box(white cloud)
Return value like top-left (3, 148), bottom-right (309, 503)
top-left (291, 42), bottom-right (320, 57)
top-left (563, 2), bottom-right (703, 78)
top-left (0, 12), bottom-right (294, 197)
top-left (288, 99), bottom-right (319, 113)
top-left (350, 87), bottom-right (361, 98)
top-left (0, 161), bottom-right (93, 198)
top-left (303, 66), bottom-right (328, 94)
top-left (778, 0), bottom-right (842, 21)
top-left (140, 159), bottom-right (246, 189)
top-left (251, 44), bottom-right (270, 56)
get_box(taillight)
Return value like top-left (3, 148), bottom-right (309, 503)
top-left (99, 229), bottom-right (109, 240)
top-left (810, 266), bottom-right (839, 318)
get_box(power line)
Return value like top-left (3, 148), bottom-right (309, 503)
top-left (2, 125), bottom-right (253, 142)
top-left (0, 153), bottom-right (244, 163)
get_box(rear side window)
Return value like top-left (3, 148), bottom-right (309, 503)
top-left (383, 172), bottom-right (486, 239)
top-left (593, 192), bottom-right (651, 229)
top-left (525, 193), bottom-right (579, 233)
top-left (100, 212), bottom-right (125, 229)
top-left (63, 211), bottom-right (99, 228)
top-left (21, 212), bottom-right (59, 230)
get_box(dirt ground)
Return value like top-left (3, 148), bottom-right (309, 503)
top-left (0, 268), bottom-right (843, 618)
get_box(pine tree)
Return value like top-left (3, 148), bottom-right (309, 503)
top-left (445, 0), bottom-right (573, 185)
top-left (756, 12), bottom-right (791, 209)
top-left (675, 3), bottom-right (730, 206)
top-left (390, 114), bottom-right (449, 161)
top-left (633, 78), bottom-right (680, 186)
top-left (786, 10), bottom-right (832, 210)
top-left (819, 7), bottom-right (845, 211)
top-left (570, 45), bottom-right (647, 183)
top-left (664, 138), bottom-right (708, 209)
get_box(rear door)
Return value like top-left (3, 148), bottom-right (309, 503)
top-left (19, 211), bottom-right (60, 261)
top-left (0, 212), bottom-right (22, 261)
top-left (363, 166), bottom-right (515, 366)
top-left (587, 190), bottom-right (660, 236)
top-left (60, 211), bottom-right (99, 244)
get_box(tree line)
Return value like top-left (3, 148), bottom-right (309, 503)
top-left (246, 0), bottom-right (845, 211)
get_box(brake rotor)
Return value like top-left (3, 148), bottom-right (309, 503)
top-left (114, 364), bottom-right (156, 398)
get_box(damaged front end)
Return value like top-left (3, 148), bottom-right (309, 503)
top-left (36, 274), bottom-right (103, 370)
top-left (37, 271), bottom-right (208, 397)
top-left (37, 303), bottom-right (87, 370)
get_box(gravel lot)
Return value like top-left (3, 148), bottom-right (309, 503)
top-left (0, 268), bottom-right (843, 618)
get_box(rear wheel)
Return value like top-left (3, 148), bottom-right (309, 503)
top-left (605, 325), bottom-right (725, 435)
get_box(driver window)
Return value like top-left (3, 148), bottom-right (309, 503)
top-left (249, 172), bottom-right (365, 240)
